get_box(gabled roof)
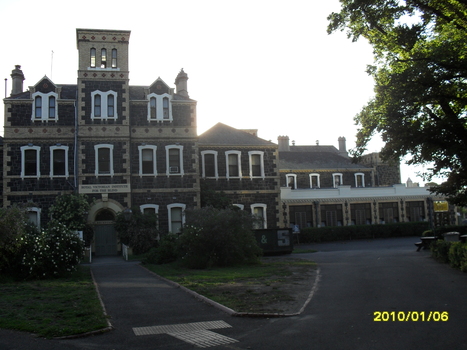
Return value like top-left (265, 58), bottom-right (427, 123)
top-left (279, 146), bottom-right (371, 170)
top-left (199, 123), bottom-right (275, 146)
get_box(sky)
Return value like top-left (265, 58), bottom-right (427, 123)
top-left (0, 0), bottom-right (431, 185)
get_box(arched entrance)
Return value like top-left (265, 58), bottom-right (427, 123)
top-left (88, 200), bottom-right (124, 256)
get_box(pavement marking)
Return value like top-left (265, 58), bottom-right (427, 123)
top-left (133, 320), bottom-right (238, 348)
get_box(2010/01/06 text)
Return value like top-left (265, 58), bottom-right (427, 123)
top-left (374, 311), bottom-right (448, 322)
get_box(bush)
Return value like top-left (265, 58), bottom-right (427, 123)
top-left (0, 206), bottom-right (29, 274)
top-left (177, 207), bottom-right (262, 269)
top-left (143, 234), bottom-right (179, 265)
top-left (20, 220), bottom-right (84, 279)
top-left (430, 240), bottom-right (452, 264)
top-left (448, 242), bottom-right (465, 269)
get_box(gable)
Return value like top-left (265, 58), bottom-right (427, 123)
top-left (34, 77), bottom-right (56, 94)
top-left (199, 123), bottom-right (275, 147)
top-left (149, 78), bottom-right (170, 95)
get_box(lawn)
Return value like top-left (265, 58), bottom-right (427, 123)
top-left (0, 266), bottom-right (109, 338)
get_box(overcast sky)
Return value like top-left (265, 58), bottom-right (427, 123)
top-left (0, 0), bottom-right (431, 184)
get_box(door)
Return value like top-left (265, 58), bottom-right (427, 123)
top-left (94, 224), bottom-right (117, 256)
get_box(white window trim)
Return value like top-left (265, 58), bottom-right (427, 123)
top-left (165, 145), bottom-right (184, 176)
top-left (310, 173), bottom-right (320, 188)
top-left (333, 173), bottom-right (343, 188)
top-left (226, 150), bottom-right (242, 179)
top-left (138, 145), bottom-right (157, 177)
top-left (31, 91), bottom-right (58, 122)
top-left (94, 144), bottom-right (114, 177)
top-left (167, 203), bottom-right (186, 233)
top-left (251, 203), bottom-right (267, 229)
top-left (27, 207), bottom-right (41, 229)
top-left (248, 151), bottom-right (265, 179)
top-left (286, 173), bottom-right (297, 189)
top-left (49, 145), bottom-right (69, 178)
top-left (91, 90), bottom-right (118, 120)
top-left (201, 150), bottom-right (218, 179)
top-left (20, 145), bottom-right (41, 179)
top-left (355, 172), bottom-right (365, 187)
top-left (147, 93), bottom-right (173, 122)
top-left (140, 204), bottom-right (159, 229)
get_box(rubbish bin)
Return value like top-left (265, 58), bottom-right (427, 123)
top-left (254, 228), bottom-right (293, 254)
top-left (443, 232), bottom-right (460, 242)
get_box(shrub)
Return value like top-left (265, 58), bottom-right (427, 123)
top-left (448, 242), bottom-right (465, 269)
top-left (0, 206), bottom-right (29, 274)
top-left (143, 234), bottom-right (179, 265)
top-left (21, 220), bottom-right (84, 279)
top-left (49, 194), bottom-right (91, 231)
top-left (430, 240), bottom-right (452, 264)
top-left (177, 207), bottom-right (262, 269)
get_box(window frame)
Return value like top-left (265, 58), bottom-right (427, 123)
top-left (165, 145), bottom-right (184, 176)
top-left (91, 90), bottom-right (118, 120)
top-left (251, 203), bottom-right (267, 229)
top-left (309, 173), bottom-right (320, 188)
top-left (27, 207), bottom-right (42, 229)
top-left (201, 150), bottom-right (218, 179)
top-left (138, 145), bottom-right (157, 176)
top-left (167, 203), bottom-right (186, 234)
top-left (21, 145), bottom-right (41, 179)
top-left (31, 92), bottom-right (59, 122)
top-left (90, 48), bottom-right (96, 68)
top-left (49, 145), bottom-right (69, 178)
top-left (111, 49), bottom-right (117, 68)
top-left (147, 93), bottom-right (173, 122)
top-left (248, 151), bottom-right (265, 179)
top-left (94, 144), bottom-right (114, 177)
top-left (286, 173), bottom-right (297, 189)
top-left (355, 173), bottom-right (365, 187)
top-left (332, 173), bottom-right (343, 188)
top-left (226, 150), bottom-right (242, 179)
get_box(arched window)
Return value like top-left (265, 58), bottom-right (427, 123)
top-left (107, 94), bottom-right (114, 118)
top-left (34, 96), bottom-right (42, 118)
top-left (48, 96), bottom-right (56, 118)
top-left (147, 93), bottom-right (172, 121)
top-left (90, 48), bottom-right (96, 68)
top-left (163, 97), bottom-right (169, 119)
top-left (101, 48), bottom-right (107, 68)
top-left (111, 49), bottom-right (117, 68)
top-left (150, 97), bottom-right (156, 119)
top-left (94, 94), bottom-right (101, 118)
top-left (32, 92), bottom-right (58, 121)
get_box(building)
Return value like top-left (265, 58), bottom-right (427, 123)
top-left (2, 28), bottom-right (454, 256)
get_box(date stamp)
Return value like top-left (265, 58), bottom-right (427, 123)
top-left (374, 311), bottom-right (449, 322)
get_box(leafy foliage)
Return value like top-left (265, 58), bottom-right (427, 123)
top-left (143, 234), bottom-right (179, 265)
top-left (177, 207), bottom-right (262, 269)
top-left (49, 194), bottom-right (91, 231)
top-left (200, 182), bottom-right (232, 209)
top-left (328, 0), bottom-right (467, 204)
top-left (114, 208), bottom-right (160, 255)
top-left (0, 206), bottom-right (29, 273)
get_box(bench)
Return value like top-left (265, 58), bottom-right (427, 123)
top-left (415, 236), bottom-right (438, 251)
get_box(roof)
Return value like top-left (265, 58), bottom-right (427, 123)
top-left (279, 146), bottom-right (371, 170)
top-left (199, 123), bottom-right (276, 147)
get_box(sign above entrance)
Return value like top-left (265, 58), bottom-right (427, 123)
top-left (79, 184), bottom-right (130, 194)
top-left (433, 200), bottom-right (449, 212)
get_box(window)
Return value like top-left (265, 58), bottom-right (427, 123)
top-left (251, 204), bottom-right (267, 229)
top-left (201, 151), bottom-right (218, 178)
top-left (379, 202), bottom-right (399, 224)
top-left (140, 204), bottom-right (159, 228)
top-left (168, 203), bottom-right (186, 234)
top-left (138, 145), bottom-right (157, 176)
top-left (310, 173), bottom-right (320, 188)
top-left (111, 49), bottom-right (117, 68)
top-left (333, 173), bottom-right (343, 188)
top-left (226, 151), bottom-right (241, 178)
top-left (355, 173), bottom-right (365, 187)
top-left (21, 145), bottom-right (41, 178)
top-left (233, 204), bottom-right (244, 210)
top-left (147, 93), bottom-right (173, 121)
top-left (101, 48), bottom-right (107, 68)
top-left (31, 92), bottom-right (58, 121)
top-left (286, 174), bottom-right (297, 189)
top-left (27, 207), bottom-right (41, 229)
top-left (248, 151), bottom-right (264, 178)
top-left (50, 145), bottom-right (69, 178)
top-left (90, 48), bottom-right (96, 68)
top-left (320, 204), bottom-right (343, 227)
top-left (166, 145), bottom-right (184, 175)
top-left (91, 91), bottom-right (118, 120)
top-left (95, 144), bottom-right (114, 176)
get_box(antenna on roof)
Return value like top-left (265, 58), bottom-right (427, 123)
top-left (51, 50), bottom-right (54, 80)
top-left (4, 78), bottom-right (6, 98)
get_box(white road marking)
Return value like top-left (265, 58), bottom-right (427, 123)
top-left (133, 320), bottom-right (238, 348)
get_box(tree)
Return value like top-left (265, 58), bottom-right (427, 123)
top-left (328, 0), bottom-right (467, 204)
top-left (49, 194), bottom-right (91, 231)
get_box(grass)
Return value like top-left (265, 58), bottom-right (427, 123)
top-left (0, 266), bottom-right (108, 338)
top-left (144, 259), bottom-right (316, 313)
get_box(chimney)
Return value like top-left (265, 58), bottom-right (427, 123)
top-left (278, 136), bottom-right (290, 151)
top-left (174, 68), bottom-right (189, 98)
top-left (338, 136), bottom-right (348, 157)
top-left (10, 65), bottom-right (25, 96)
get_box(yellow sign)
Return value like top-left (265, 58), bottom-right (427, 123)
top-left (433, 201), bottom-right (449, 212)
top-left (79, 184), bottom-right (130, 194)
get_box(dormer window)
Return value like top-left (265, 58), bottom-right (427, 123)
top-left (286, 174), bottom-right (297, 189)
top-left (147, 93), bottom-right (173, 122)
top-left (355, 173), bottom-right (365, 187)
top-left (31, 92), bottom-right (58, 122)
top-left (333, 173), bottom-right (343, 188)
top-left (310, 173), bottom-right (320, 188)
